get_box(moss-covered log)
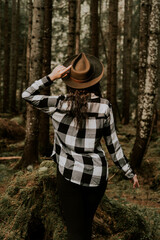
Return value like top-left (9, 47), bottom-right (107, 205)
top-left (0, 118), bottom-right (25, 140)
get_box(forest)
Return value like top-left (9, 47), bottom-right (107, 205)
top-left (0, 0), bottom-right (160, 239)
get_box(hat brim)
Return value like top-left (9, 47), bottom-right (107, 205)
top-left (62, 54), bottom-right (104, 89)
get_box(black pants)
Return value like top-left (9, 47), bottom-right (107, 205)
top-left (57, 170), bottom-right (107, 240)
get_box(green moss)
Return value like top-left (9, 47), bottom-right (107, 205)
top-left (0, 161), bottom-right (67, 240)
top-left (6, 185), bottom-right (20, 196)
top-left (0, 195), bottom-right (16, 220)
top-left (99, 196), bottom-right (156, 240)
top-left (150, 174), bottom-right (160, 190)
top-left (0, 159), bottom-right (159, 240)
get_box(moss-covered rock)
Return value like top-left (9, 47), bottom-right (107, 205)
top-left (0, 161), bottom-right (67, 240)
top-left (0, 160), bottom-right (157, 240)
top-left (95, 196), bottom-right (154, 240)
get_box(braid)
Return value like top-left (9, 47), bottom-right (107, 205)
top-left (65, 83), bottom-right (102, 128)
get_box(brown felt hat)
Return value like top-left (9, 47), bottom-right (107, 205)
top-left (62, 52), bottom-right (104, 89)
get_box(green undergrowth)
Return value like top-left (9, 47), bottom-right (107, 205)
top-left (0, 160), bottom-right (159, 240)
top-left (0, 139), bottom-right (24, 157)
top-left (0, 161), bottom-right (67, 240)
top-left (0, 122), bottom-right (160, 239)
top-left (103, 123), bottom-right (160, 240)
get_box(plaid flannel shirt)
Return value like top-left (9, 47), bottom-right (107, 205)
top-left (22, 76), bottom-right (135, 187)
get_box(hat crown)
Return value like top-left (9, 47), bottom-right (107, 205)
top-left (63, 52), bottom-right (104, 89)
top-left (71, 53), bottom-right (93, 81)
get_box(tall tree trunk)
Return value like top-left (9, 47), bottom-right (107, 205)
top-left (26, 0), bottom-right (33, 89)
top-left (130, 0), bottom-right (160, 169)
top-left (10, 0), bottom-right (18, 113)
top-left (90, 0), bottom-right (99, 57)
top-left (107, 0), bottom-right (118, 122)
top-left (0, 0), bottom-right (2, 111)
top-left (20, 0), bottom-right (44, 168)
top-left (75, 0), bottom-right (81, 54)
top-left (99, 0), bottom-right (108, 64)
top-left (39, 0), bottom-right (52, 157)
top-left (68, 0), bottom-right (76, 57)
top-left (20, 0), bottom-right (32, 112)
top-left (3, 0), bottom-right (10, 112)
top-left (157, 21), bottom-right (160, 135)
top-left (15, 0), bottom-right (20, 108)
top-left (122, 0), bottom-right (133, 124)
top-left (130, 0), bottom-right (151, 167)
top-left (19, 36), bottom-right (27, 111)
top-left (137, 0), bottom-right (151, 125)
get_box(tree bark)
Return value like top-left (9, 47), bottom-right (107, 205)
top-left (39, 0), bottom-right (52, 157)
top-left (75, 0), bottom-right (81, 54)
top-left (99, 0), bottom-right (108, 64)
top-left (157, 18), bottom-right (160, 135)
top-left (15, 0), bottom-right (20, 108)
top-left (20, 0), bottom-right (44, 168)
top-left (68, 0), bottom-right (76, 57)
top-left (0, 0), bottom-right (2, 111)
top-left (107, 0), bottom-right (118, 122)
top-left (2, 0), bottom-right (10, 113)
top-left (10, 0), bottom-right (19, 113)
top-left (137, 0), bottom-right (151, 125)
top-left (19, 36), bottom-right (27, 112)
top-left (19, 0), bottom-right (31, 112)
top-left (26, 0), bottom-right (33, 89)
top-left (130, 0), bottom-right (160, 169)
top-left (122, 0), bottom-right (133, 124)
top-left (90, 0), bottom-right (99, 57)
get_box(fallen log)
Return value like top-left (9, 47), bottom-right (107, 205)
top-left (0, 156), bottom-right (22, 160)
top-left (0, 118), bottom-right (25, 140)
top-left (0, 156), bottom-right (52, 161)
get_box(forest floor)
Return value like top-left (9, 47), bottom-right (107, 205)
top-left (98, 123), bottom-right (160, 239)
top-left (0, 116), bottom-right (160, 239)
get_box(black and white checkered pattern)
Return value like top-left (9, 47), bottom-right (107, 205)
top-left (22, 76), bottom-right (135, 186)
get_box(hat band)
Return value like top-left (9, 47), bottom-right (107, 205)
top-left (70, 71), bottom-right (94, 83)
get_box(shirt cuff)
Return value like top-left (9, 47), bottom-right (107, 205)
top-left (47, 76), bottom-right (53, 83)
top-left (125, 169), bottom-right (135, 178)
top-left (40, 76), bottom-right (53, 87)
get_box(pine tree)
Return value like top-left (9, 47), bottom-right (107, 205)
top-left (90, 0), bottom-right (99, 57)
top-left (130, 0), bottom-right (160, 169)
top-left (106, 0), bottom-right (118, 122)
top-left (137, 0), bottom-right (151, 125)
top-left (19, 0), bottom-right (44, 168)
top-left (0, 0), bottom-right (2, 111)
top-left (68, 0), bottom-right (76, 57)
top-left (10, 0), bottom-right (19, 113)
top-left (122, 0), bottom-right (133, 124)
top-left (39, 0), bottom-right (52, 156)
top-left (3, 0), bottom-right (10, 112)
top-left (75, 0), bottom-right (81, 54)
top-left (26, 0), bottom-right (32, 88)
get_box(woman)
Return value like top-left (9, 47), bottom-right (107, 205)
top-left (22, 53), bottom-right (139, 240)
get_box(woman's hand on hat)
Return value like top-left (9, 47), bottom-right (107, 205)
top-left (131, 174), bottom-right (140, 188)
top-left (48, 65), bottom-right (72, 81)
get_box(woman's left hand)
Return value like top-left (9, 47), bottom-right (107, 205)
top-left (132, 174), bottom-right (140, 188)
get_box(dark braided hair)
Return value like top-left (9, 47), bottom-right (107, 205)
top-left (65, 83), bottom-right (102, 128)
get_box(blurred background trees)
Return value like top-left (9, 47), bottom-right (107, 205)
top-left (0, 0), bottom-right (159, 170)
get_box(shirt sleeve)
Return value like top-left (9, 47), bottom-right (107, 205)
top-left (22, 76), bottom-right (60, 116)
top-left (103, 103), bottom-right (134, 179)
